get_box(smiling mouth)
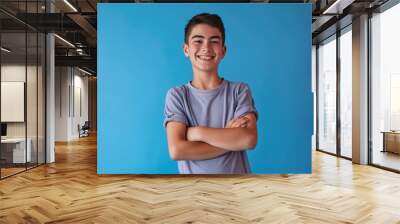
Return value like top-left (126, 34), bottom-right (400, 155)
top-left (197, 55), bottom-right (215, 61)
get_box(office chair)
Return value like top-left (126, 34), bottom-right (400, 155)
top-left (79, 121), bottom-right (90, 138)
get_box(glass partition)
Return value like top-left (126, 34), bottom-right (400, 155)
top-left (1, 31), bottom-right (28, 177)
top-left (0, 1), bottom-right (46, 179)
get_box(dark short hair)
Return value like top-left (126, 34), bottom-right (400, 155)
top-left (184, 13), bottom-right (225, 45)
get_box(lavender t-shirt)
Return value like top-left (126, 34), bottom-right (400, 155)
top-left (164, 79), bottom-right (258, 174)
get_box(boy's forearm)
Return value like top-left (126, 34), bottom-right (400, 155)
top-left (187, 127), bottom-right (257, 151)
top-left (170, 140), bottom-right (227, 161)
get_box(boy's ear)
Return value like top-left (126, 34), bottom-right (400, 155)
top-left (183, 43), bottom-right (189, 57)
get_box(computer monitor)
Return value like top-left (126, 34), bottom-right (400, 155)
top-left (1, 123), bottom-right (7, 137)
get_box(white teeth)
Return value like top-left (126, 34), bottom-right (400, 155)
top-left (198, 55), bottom-right (214, 60)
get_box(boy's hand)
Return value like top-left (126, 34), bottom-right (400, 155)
top-left (225, 116), bottom-right (249, 128)
top-left (187, 127), bottom-right (202, 142)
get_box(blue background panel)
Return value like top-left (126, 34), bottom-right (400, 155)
top-left (98, 3), bottom-right (312, 174)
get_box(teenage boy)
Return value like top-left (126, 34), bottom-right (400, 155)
top-left (164, 13), bottom-right (258, 174)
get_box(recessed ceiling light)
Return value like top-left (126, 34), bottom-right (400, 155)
top-left (54, 34), bottom-right (75, 48)
top-left (78, 67), bottom-right (93, 76)
top-left (1, 47), bottom-right (11, 53)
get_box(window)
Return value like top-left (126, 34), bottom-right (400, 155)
top-left (317, 35), bottom-right (337, 154)
top-left (371, 2), bottom-right (400, 171)
top-left (339, 27), bottom-right (352, 158)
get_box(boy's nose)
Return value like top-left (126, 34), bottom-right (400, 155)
top-left (201, 48), bottom-right (210, 53)
top-left (201, 42), bottom-right (212, 52)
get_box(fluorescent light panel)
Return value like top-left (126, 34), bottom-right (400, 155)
top-left (1, 47), bottom-right (11, 53)
top-left (54, 34), bottom-right (75, 48)
top-left (323, 0), bottom-right (355, 14)
top-left (63, 0), bottom-right (78, 12)
top-left (78, 67), bottom-right (93, 76)
top-left (323, 0), bottom-right (341, 14)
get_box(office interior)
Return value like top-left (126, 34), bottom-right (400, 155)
top-left (0, 0), bottom-right (399, 222)
top-left (0, 0), bottom-right (97, 179)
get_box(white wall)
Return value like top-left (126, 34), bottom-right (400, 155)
top-left (1, 65), bottom-right (26, 133)
top-left (55, 66), bottom-right (69, 141)
top-left (72, 73), bottom-right (89, 138)
top-left (55, 67), bottom-right (89, 141)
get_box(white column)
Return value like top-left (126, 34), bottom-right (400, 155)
top-left (46, 1), bottom-right (55, 163)
top-left (46, 33), bottom-right (55, 163)
top-left (352, 14), bottom-right (369, 164)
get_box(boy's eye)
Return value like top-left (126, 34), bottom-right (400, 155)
top-left (193, 40), bottom-right (202, 44)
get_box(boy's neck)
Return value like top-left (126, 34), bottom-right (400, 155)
top-left (191, 71), bottom-right (223, 90)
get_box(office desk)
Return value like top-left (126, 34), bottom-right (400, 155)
top-left (1, 138), bottom-right (32, 163)
top-left (381, 131), bottom-right (400, 154)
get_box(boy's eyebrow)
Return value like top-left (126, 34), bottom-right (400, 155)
top-left (191, 35), bottom-right (205, 39)
top-left (209, 36), bottom-right (221, 40)
top-left (191, 35), bottom-right (221, 40)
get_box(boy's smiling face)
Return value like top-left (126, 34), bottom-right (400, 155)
top-left (183, 24), bottom-right (226, 75)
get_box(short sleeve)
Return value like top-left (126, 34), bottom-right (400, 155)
top-left (164, 88), bottom-right (189, 128)
top-left (234, 83), bottom-right (258, 120)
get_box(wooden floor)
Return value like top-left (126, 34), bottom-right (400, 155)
top-left (0, 167), bottom-right (26, 178)
top-left (373, 150), bottom-right (400, 171)
top-left (1, 135), bottom-right (400, 223)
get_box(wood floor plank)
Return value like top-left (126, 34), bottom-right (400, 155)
top-left (0, 134), bottom-right (400, 223)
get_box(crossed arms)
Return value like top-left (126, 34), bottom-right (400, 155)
top-left (166, 113), bottom-right (257, 161)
